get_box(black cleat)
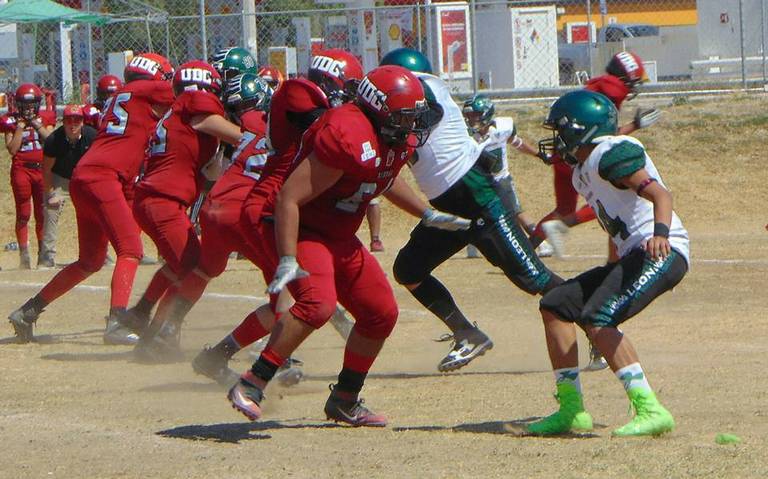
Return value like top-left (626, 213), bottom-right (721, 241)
top-left (437, 326), bottom-right (494, 372)
top-left (324, 384), bottom-right (387, 427)
top-left (133, 319), bottom-right (183, 363)
top-left (192, 346), bottom-right (239, 387)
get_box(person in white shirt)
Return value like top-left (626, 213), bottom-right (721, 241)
top-left (461, 94), bottom-right (554, 259)
top-left (381, 48), bottom-right (563, 373)
top-left (527, 90), bottom-right (688, 438)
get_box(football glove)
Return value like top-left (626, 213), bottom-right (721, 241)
top-left (421, 208), bottom-right (471, 231)
top-left (267, 256), bottom-right (309, 294)
top-left (634, 108), bottom-right (661, 130)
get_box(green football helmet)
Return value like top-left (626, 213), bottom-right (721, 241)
top-left (539, 90), bottom-right (618, 165)
top-left (380, 48), bottom-right (433, 74)
top-left (224, 73), bottom-right (273, 121)
top-left (462, 94), bottom-right (495, 134)
top-left (210, 47), bottom-right (258, 82)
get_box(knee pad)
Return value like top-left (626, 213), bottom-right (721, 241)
top-left (290, 300), bottom-right (337, 330)
top-left (393, 248), bottom-right (427, 285)
top-left (353, 303), bottom-right (398, 340)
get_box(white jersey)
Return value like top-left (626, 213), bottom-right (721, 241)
top-left (572, 135), bottom-right (690, 265)
top-left (411, 73), bottom-right (483, 199)
top-left (475, 116), bottom-right (516, 181)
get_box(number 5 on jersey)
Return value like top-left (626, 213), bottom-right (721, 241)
top-left (102, 92), bottom-right (132, 135)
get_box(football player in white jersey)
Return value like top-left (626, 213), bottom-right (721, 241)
top-left (380, 48), bottom-right (564, 372)
top-left (527, 90), bottom-right (689, 437)
top-left (461, 94), bottom-right (554, 259)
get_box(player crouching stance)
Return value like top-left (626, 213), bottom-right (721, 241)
top-left (227, 66), bottom-right (442, 426)
top-left (527, 90), bottom-right (689, 437)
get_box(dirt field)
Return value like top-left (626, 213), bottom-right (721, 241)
top-left (0, 93), bottom-right (766, 478)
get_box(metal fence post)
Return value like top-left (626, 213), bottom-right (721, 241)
top-left (469, 0), bottom-right (478, 93)
top-left (739, 0), bottom-right (747, 89)
top-left (416, 2), bottom-right (422, 53)
top-left (762, 0), bottom-right (767, 84)
top-left (586, 0), bottom-right (593, 77)
top-left (86, 0), bottom-right (94, 102)
top-left (199, 0), bottom-right (208, 61)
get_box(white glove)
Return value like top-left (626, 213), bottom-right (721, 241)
top-left (634, 108), bottom-right (661, 130)
top-left (421, 208), bottom-right (471, 231)
top-left (267, 256), bottom-right (309, 294)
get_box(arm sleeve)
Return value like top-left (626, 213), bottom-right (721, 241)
top-left (43, 131), bottom-right (59, 157)
top-left (598, 140), bottom-right (647, 182)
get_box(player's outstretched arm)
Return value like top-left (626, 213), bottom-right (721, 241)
top-left (620, 168), bottom-right (673, 260)
top-left (190, 114), bottom-right (243, 145)
top-left (384, 176), bottom-right (470, 231)
top-left (268, 154), bottom-right (343, 294)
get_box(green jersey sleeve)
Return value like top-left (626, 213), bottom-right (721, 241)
top-left (598, 140), bottom-right (646, 182)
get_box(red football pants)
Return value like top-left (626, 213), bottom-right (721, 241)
top-left (198, 197), bottom-right (262, 278)
top-left (254, 221), bottom-right (398, 340)
top-left (36, 173), bottom-right (142, 310)
top-left (132, 191), bottom-right (199, 278)
top-left (10, 165), bottom-right (44, 248)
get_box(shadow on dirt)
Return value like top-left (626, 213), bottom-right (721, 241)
top-left (0, 329), bottom-right (103, 346)
top-left (140, 381), bottom-right (223, 393)
top-left (157, 420), bottom-right (340, 444)
top-left (305, 369), bottom-right (546, 383)
top-left (393, 418), bottom-right (602, 438)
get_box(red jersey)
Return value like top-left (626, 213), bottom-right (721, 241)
top-left (136, 90), bottom-right (225, 206)
top-left (585, 75), bottom-right (630, 109)
top-left (0, 111), bottom-right (56, 164)
top-left (83, 103), bottom-right (102, 129)
top-left (266, 103), bottom-right (413, 240)
top-left (248, 79), bottom-right (329, 204)
top-left (207, 110), bottom-right (268, 203)
top-left (76, 79), bottom-right (174, 183)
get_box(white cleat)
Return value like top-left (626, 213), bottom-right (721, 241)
top-left (541, 220), bottom-right (569, 259)
top-left (537, 240), bottom-right (555, 258)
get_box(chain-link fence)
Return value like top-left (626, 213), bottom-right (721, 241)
top-left (2, 0), bottom-right (768, 106)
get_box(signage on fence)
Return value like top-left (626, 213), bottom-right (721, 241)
top-left (380, 8), bottom-right (414, 53)
top-left (435, 3), bottom-right (472, 80)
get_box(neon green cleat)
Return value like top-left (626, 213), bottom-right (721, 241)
top-left (527, 383), bottom-right (593, 436)
top-left (612, 388), bottom-right (675, 437)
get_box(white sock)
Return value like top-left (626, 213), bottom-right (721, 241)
top-left (554, 367), bottom-right (582, 394)
top-left (615, 362), bottom-right (651, 392)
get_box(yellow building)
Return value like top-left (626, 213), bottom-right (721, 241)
top-left (556, 0), bottom-right (698, 29)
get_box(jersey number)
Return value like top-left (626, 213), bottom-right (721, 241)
top-left (595, 200), bottom-right (630, 240)
top-left (335, 181), bottom-right (387, 213)
top-left (234, 132), bottom-right (269, 180)
top-left (149, 110), bottom-right (172, 155)
top-left (103, 92), bottom-right (132, 135)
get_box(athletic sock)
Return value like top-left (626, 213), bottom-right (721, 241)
top-left (410, 275), bottom-right (474, 333)
top-left (616, 362), bottom-right (651, 392)
top-left (141, 267), bottom-right (174, 305)
top-left (110, 257), bottom-right (139, 309)
top-left (177, 270), bottom-right (210, 304)
top-left (211, 334), bottom-right (242, 360)
top-left (573, 205), bottom-right (597, 225)
top-left (22, 295), bottom-right (48, 314)
top-left (39, 262), bottom-right (92, 304)
top-left (250, 348), bottom-right (283, 382)
top-left (231, 310), bottom-right (272, 347)
top-left (336, 368), bottom-right (367, 396)
top-left (554, 367), bottom-right (582, 394)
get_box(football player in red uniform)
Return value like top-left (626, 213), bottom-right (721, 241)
top-left (129, 60), bottom-right (243, 361)
top-left (191, 50), bottom-right (366, 385)
top-left (2, 84), bottom-right (56, 268)
top-left (7, 53), bottom-right (176, 344)
top-left (531, 52), bottom-right (660, 258)
top-left (227, 65), bottom-right (469, 426)
top-left (83, 74), bottom-right (123, 129)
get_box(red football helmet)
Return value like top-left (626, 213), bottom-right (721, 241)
top-left (606, 51), bottom-right (648, 91)
top-left (258, 65), bottom-right (284, 90)
top-left (307, 49), bottom-right (364, 107)
top-left (14, 83), bottom-right (43, 120)
top-left (355, 65), bottom-right (430, 147)
top-left (124, 53), bottom-right (174, 83)
top-left (63, 104), bottom-right (84, 119)
top-left (172, 60), bottom-right (223, 96)
top-left (96, 75), bottom-right (123, 102)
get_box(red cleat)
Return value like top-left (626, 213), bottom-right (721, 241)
top-left (323, 384), bottom-right (387, 427)
top-left (227, 371), bottom-right (265, 421)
